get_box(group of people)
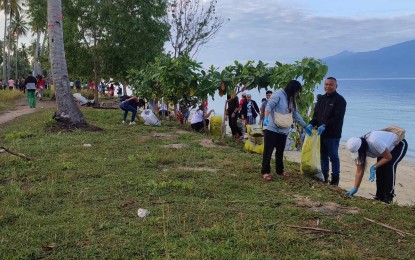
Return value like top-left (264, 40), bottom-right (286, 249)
top-left (117, 77), bottom-right (408, 204)
top-left (72, 79), bottom-right (124, 97)
top-left (259, 77), bottom-right (407, 204)
top-left (2, 75), bottom-right (47, 94)
top-left (2, 72), bottom-right (48, 108)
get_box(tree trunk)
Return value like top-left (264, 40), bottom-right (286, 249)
top-left (2, 0), bottom-right (7, 80)
top-left (6, 15), bottom-right (11, 79)
top-left (15, 36), bottom-right (18, 80)
top-left (33, 30), bottom-right (41, 76)
top-left (48, 0), bottom-right (86, 126)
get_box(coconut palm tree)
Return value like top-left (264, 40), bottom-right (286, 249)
top-left (1, 0), bottom-right (22, 80)
top-left (28, 0), bottom-right (47, 76)
top-left (48, 0), bottom-right (87, 126)
top-left (9, 11), bottom-right (28, 79)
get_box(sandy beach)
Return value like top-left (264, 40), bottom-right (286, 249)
top-left (283, 144), bottom-right (415, 206)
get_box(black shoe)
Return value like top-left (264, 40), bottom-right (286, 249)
top-left (330, 176), bottom-right (339, 186)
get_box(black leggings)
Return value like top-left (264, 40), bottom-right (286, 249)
top-left (228, 115), bottom-right (242, 137)
top-left (261, 130), bottom-right (287, 175)
top-left (375, 139), bottom-right (408, 202)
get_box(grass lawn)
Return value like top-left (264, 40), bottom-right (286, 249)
top-left (0, 107), bottom-right (414, 258)
top-left (0, 91), bottom-right (25, 112)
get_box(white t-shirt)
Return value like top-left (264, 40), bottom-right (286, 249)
top-left (191, 110), bottom-right (204, 124)
top-left (365, 131), bottom-right (399, 158)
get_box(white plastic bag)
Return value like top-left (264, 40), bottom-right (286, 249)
top-left (141, 109), bottom-right (161, 126)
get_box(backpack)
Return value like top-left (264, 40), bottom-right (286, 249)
top-left (119, 95), bottom-right (130, 102)
top-left (381, 125), bottom-right (406, 145)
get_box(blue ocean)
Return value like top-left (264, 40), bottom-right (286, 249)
top-left (208, 79), bottom-right (415, 162)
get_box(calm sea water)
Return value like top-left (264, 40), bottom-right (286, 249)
top-left (208, 79), bottom-right (415, 161)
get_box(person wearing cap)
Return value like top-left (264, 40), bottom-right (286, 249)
top-left (261, 80), bottom-right (309, 181)
top-left (345, 130), bottom-right (408, 204)
top-left (305, 77), bottom-right (347, 185)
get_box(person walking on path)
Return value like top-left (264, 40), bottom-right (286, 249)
top-left (24, 72), bottom-right (37, 108)
top-left (36, 75), bottom-right (46, 101)
top-left (305, 77), bottom-right (347, 185)
top-left (261, 80), bottom-right (310, 181)
top-left (8, 78), bottom-right (15, 90)
top-left (345, 128), bottom-right (408, 204)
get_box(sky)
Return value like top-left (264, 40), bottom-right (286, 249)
top-left (194, 0), bottom-right (415, 69)
top-left (2, 0), bottom-right (415, 70)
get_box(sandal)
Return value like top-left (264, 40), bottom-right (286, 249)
top-left (262, 174), bottom-right (272, 181)
top-left (277, 172), bottom-right (289, 178)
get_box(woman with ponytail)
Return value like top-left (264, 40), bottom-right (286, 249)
top-left (346, 129), bottom-right (408, 204)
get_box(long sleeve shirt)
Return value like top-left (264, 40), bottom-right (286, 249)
top-left (309, 91), bottom-right (347, 139)
top-left (265, 89), bottom-right (306, 135)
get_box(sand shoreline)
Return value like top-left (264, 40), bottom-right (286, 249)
top-left (283, 144), bottom-right (415, 206)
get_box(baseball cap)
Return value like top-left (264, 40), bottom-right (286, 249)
top-left (241, 92), bottom-right (246, 97)
top-left (346, 137), bottom-right (362, 160)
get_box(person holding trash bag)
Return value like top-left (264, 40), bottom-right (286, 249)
top-left (261, 80), bottom-right (311, 181)
top-left (345, 127), bottom-right (408, 204)
top-left (305, 77), bottom-right (346, 185)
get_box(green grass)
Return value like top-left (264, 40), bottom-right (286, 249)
top-left (0, 108), bottom-right (414, 259)
top-left (0, 90), bottom-right (25, 112)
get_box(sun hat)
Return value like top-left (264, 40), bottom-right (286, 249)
top-left (346, 137), bottom-right (362, 160)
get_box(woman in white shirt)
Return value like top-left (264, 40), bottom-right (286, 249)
top-left (345, 129), bottom-right (408, 204)
top-left (190, 103), bottom-right (214, 132)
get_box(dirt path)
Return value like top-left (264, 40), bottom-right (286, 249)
top-left (0, 98), bottom-right (56, 125)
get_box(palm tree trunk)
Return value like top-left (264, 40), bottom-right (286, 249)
top-left (2, 0), bottom-right (8, 81)
top-left (48, 0), bottom-right (86, 126)
top-left (33, 30), bottom-right (41, 75)
top-left (7, 15), bottom-right (11, 79)
top-left (15, 36), bottom-right (18, 79)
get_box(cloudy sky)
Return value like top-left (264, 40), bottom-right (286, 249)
top-left (195, 0), bottom-right (415, 68)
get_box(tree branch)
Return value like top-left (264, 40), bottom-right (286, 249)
top-left (0, 146), bottom-right (33, 161)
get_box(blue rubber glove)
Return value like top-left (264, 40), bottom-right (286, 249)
top-left (369, 165), bottom-right (376, 182)
top-left (263, 117), bottom-right (269, 126)
top-left (346, 187), bottom-right (358, 196)
top-left (317, 124), bottom-right (326, 135)
top-left (305, 124), bottom-right (313, 136)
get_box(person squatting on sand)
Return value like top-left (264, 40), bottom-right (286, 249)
top-left (261, 80), bottom-right (310, 181)
top-left (345, 127), bottom-right (408, 204)
top-left (305, 77), bottom-right (347, 186)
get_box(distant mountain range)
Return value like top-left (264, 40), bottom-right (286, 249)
top-left (323, 39), bottom-right (415, 78)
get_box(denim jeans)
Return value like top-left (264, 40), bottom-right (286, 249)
top-left (320, 137), bottom-right (340, 178)
top-left (119, 102), bottom-right (137, 122)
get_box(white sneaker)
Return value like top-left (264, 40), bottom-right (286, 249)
top-left (129, 121), bottom-right (136, 125)
top-left (122, 120), bottom-right (126, 124)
